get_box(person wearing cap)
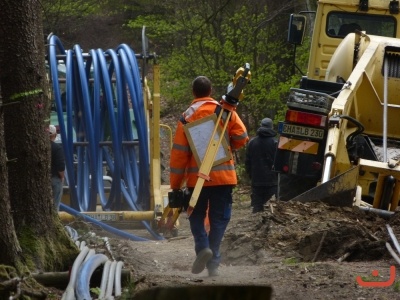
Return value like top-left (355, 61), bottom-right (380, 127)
top-left (49, 125), bottom-right (65, 210)
top-left (245, 118), bottom-right (278, 213)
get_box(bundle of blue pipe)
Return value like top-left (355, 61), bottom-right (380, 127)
top-left (48, 35), bottom-right (162, 240)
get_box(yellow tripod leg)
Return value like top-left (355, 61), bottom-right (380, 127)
top-left (158, 204), bottom-right (172, 225)
top-left (165, 208), bottom-right (181, 229)
top-left (187, 109), bottom-right (232, 216)
top-left (157, 204), bottom-right (182, 232)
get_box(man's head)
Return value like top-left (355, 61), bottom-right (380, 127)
top-left (260, 118), bottom-right (273, 129)
top-left (49, 125), bottom-right (57, 140)
top-left (192, 76), bottom-right (212, 98)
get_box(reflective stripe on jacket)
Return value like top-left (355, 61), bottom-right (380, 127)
top-left (170, 97), bottom-right (248, 189)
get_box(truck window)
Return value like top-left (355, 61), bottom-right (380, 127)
top-left (326, 12), bottom-right (396, 38)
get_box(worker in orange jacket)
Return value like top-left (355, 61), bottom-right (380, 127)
top-left (170, 76), bottom-right (248, 276)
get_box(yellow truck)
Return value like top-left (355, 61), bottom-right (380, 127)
top-left (274, 0), bottom-right (400, 213)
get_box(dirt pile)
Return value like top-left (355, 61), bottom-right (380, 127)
top-left (222, 199), bottom-right (398, 265)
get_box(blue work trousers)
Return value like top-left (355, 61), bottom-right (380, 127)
top-left (51, 176), bottom-right (63, 211)
top-left (189, 185), bottom-right (233, 270)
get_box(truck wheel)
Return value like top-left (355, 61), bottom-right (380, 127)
top-left (278, 174), bottom-right (319, 201)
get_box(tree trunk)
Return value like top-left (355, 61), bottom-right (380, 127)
top-left (0, 0), bottom-right (78, 273)
top-left (0, 91), bottom-right (22, 266)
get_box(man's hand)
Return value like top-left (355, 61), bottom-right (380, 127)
top-left (168, 189), bottom-right (184, 208)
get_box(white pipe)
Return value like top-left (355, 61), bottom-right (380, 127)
top-left (62, 246), bottom-right (90, 300)
top-left (386, 224), bottom-right (400, 255)
top-left (383, 57), bottom-right (388, 162)
top-left (62, 230), bottom-right (126, 299)
top-left (75, 254), bottom-right (109, 299)
top-left (65, 225), bottom-right (79, 241)
top-left (99, 260), bottom-right (111, 299)
top-left (105, 261), bottom-right (117, 298)
top-left (386, 242), bottom-right (400, 266)
top-left (84, 249), bottom-right (96, 263)
top-left (80, 240), bottom-right (87, 250)
top-left (114, 261), bottom-right (124, 296)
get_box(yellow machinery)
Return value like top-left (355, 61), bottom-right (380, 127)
top-left (274, 0), bottom-right (400, 213)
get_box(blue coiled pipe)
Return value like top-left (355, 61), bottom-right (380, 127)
top-left (48, 35), bottom-right (163, 240)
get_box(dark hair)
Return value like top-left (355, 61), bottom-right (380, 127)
top-left (192, 76), bottom-right (212, 98)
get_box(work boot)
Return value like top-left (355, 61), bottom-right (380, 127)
top-left (208, 267), bottom-right (220, 277)
top-left (191, 248), bottom-right (213, 274)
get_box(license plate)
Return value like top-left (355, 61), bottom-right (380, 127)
top-left (278, 122), bottom-right (324, 140)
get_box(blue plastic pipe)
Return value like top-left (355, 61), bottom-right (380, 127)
top-left (48, 35), bottom-right (163, 240)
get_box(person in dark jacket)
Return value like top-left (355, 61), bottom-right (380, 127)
top-left (49, 125), bottom-right (65, 211)
top-left (245, 118), bottom-right (278, 213)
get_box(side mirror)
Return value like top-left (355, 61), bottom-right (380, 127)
top-left (288, 14), bottom-right (306, 45)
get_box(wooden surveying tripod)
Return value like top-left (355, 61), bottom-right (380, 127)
top-left (158, 63), bottom-right (251, 235)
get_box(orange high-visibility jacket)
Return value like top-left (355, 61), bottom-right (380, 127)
top-left (170, 97), bottom-right (249, 190)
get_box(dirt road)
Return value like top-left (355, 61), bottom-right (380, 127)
top-left (109, 194), bottom-right (400, 299)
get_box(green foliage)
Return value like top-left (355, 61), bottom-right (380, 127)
top-left (120, 280), bottom-right (137, 298)
top-left (46, 293), bottom-right (59, 299)
top-left (125, 1), bottom-right (308, 133)
top-left (357, 275), bottom-right (375, 282)
top-left (43, 0), bottom-right (102, 18)
top-left (235, 162), bottom-right (251, 186)
top-left (90, 287), bottom-right (101, 296)
top-left (283, 257), bottom-right (299, 265)
top-left (127, 15), bottom-right (182, 49)
top-left (393, 281), bottom-right (400, 292)
top-left (42, 0), bottom-right (312, 133)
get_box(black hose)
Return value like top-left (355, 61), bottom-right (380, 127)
top-left (339, 115), bottom-right (365, 145)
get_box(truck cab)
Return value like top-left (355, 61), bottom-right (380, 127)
top-left (308, 0), bottom-right (397, 81)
